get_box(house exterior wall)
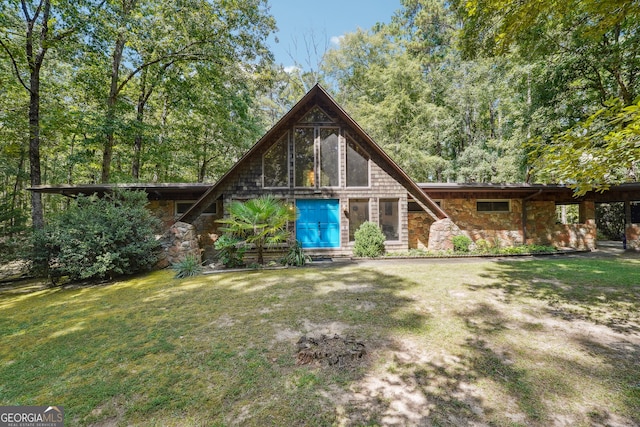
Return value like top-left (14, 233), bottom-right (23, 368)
top-left (526, 200), bottom-right (596, 250)
top-left (439, 198), bottom-right (524, 247)
top-left (408, 212), bottom-right (435, 250)
top-left (208, 127), bottom-right (413, 257)
top-left (420, 197), bottom-right (597, 251)
top-left (147, 199), bottom-right (221, 259)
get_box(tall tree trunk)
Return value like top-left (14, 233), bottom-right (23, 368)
top-left (101, 34), bottom-right (125, 183)
top-left (23, 0), bottom-right (52, 230)
top-left (131, 70), bottom-right (145, 180)
top-left (132, 66), bottom-right (152, 180)
top-left (29, 67), bottom-right (44, 229)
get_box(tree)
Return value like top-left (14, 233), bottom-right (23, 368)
top-left (0, 0), bottom-right (94, 228)
top-left (89, 0), bottom-right (276, 182)
top-left (322, 2), bottom-right (531, 183)
top-left (217, 196), bottom-right (296, 265)
top-left (454, 0), bottom-right (640, 193)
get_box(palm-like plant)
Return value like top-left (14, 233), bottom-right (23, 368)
top-left (217, 196), bottom-right (297, 264)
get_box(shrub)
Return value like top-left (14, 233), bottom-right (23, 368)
top-left (213, 234), bottom-right (246, 268)
top-left (32, 190), bottom-right (161, 282)
top-left (282, 240), bottom-right (310, 267)
top-left (217, 196), bottom-right (296, 265)
top-left (353, 221), bottom-right (386, 258)
top-left (452, 235), bottom-right (472, 253)
top-left (172, 254), bottom-right (203, 278)
top-left (474, 238), bottom-right (492, 254)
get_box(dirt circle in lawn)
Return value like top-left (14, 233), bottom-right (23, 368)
top-left (296, 334), bottom-right (367, 368)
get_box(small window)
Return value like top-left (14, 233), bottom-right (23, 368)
top-left (379, 199), bottom-right (399, 240)
top-left (632, 201), bottom-right (640, 223)
top-left (349, 199), bottom-right (369, 241)
top-left (408, 200), bottom-right (440, 212)
top-left (176, 201), bottom-right (216, 216)
top-left (477, 200), bottom-right (510, 212)
top-left (300, 106), bottom-right (334, 123)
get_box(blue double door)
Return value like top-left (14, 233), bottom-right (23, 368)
top-left (296, 199), bottom-right (340, 249)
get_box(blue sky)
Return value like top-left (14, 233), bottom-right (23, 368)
top-left (266, 0), bottom-right (401, 68)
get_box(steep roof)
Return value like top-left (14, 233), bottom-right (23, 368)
top-left (179, 84), bottom-right (448, 223)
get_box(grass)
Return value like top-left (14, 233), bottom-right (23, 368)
top-left (0, 255), bottom-right (639, 426)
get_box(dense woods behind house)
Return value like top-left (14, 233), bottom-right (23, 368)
top-left (1, 0), bottom-right (638, 251)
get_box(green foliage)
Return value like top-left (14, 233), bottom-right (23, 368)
top-left (31, 190), bottom-right (160, 282)
top-left (452, 235), bottom-right (472, 253)
top-left (499, 245), bottom-right (556, 255)
top-left (454, 0), bottom-right (640, 193)
top-left (281, 240), bottom-right (310, 267)
top-left (353, 221), bottom-right (386, 258)
top-left (171, 254), bottom-right (203, 279)
top-left (217, 196), bottom-right (297, 265)
top-left (213, 234), bottom-right (246, 268)
top-left (474, 238), bottom-right (492, 254)
top-left (532, 100), bottom-right (640, 195)
top-left (323, 11), bottom-right (529, 183)
top-left (596, 203), bottom-right (625, 241)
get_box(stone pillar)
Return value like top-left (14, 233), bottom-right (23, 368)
top-left (427, 218), bottom-right (463, 251)
top-left (156, 221), bottom-right (202, 268)
top-left (626, 224), bottom-right (640, 251)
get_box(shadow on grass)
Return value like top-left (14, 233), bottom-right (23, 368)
top-left (461, 256), bottom-right (640, 425)
top-left (0, 265), bottom-right (433, 426)
top-left (473, 257), bottom-right (640, 334)
top-left (2, 257), bottom-right (639, 426)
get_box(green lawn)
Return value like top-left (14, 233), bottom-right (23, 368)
top-left (1, 256), bottom-right (639, 426)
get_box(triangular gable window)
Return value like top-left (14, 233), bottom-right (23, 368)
top-left (300, 106), bottom-right (334, 123)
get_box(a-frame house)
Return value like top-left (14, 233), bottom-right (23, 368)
top-left (179, 84), bottom-right (447, 256)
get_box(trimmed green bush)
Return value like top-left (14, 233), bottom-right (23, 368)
top-left (32, 190), bottom-right (161, 282)
top-left (353, 221), bottom-right (386, 258)
top-left (452, 235), bottom-right (472, 253)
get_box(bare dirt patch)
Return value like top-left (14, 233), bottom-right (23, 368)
top-left (296, 334), bottom-right (367, 368)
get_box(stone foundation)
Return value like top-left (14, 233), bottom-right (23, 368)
top-left (157, 221), bottom-right (201, 268)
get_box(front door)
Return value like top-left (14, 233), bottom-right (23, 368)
top-left (296, 199), bottom-right (340, 248)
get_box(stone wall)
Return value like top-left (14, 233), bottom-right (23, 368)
top-left (148, 199), bottom-right (221, 262)
top-left (425, 198), bottom-right (597, 251)
top-left (525, 200), bottom-right (596, 250)
top-left (626, 224), bottom-right (640, 251)
top-left (440, 198), bottom-right (524, 247)
top-left (157, 221), bottom-right (201, 268)
top-left (408, 212), bottom-right (435, 250)
top-left (427, 218), bottom-right (463, 251)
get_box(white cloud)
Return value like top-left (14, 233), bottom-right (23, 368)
top-left (284, 65), bottom-right (300, 74)
top-left (330, 35), bottom-right (345, 46)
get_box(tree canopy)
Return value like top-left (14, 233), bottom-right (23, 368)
top-left (454, 0), bottom-right (640, 194)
